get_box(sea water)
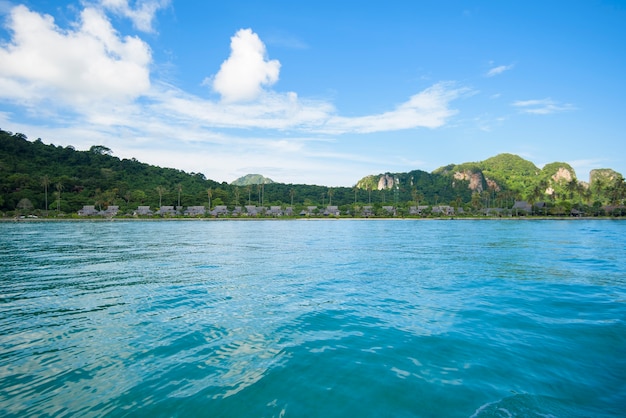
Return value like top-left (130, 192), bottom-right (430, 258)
top-left (1, 219), bottom-right (625, 417)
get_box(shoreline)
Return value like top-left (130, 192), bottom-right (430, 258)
top-left (1, 216), bottom-right (624, 223)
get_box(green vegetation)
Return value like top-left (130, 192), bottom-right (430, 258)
top-left (1, 129), bottom-right (625, 218)
top-left (230, 174), bottom-right (274, 186)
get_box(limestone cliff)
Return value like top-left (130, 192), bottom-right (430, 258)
top-left (452, 170), bottom-right (486, 193)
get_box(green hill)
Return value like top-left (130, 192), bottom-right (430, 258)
top-left (231, 174), bottom-right (274, 186)
top-left (1, 129), bottom-right (624, 217)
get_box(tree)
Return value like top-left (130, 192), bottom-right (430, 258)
top-left (41, 175), bottom-right (50, 216)
top-left (207, 188), bottom-right (212, 209)
top-left (177, 183), bottom-right (183, 207)
top-left (609, 178), bottom-right (626, 205)
top-left (89, 145), bottom-right (112, 155)
top-left (471, 192), bottom-right (482, 211)
top-left (132, 189), bottom-right (147, 204)
top-left (17, 198), bottom-right (33, 213)
top-left (55, 182), bottom-right (64, 213)
top-left (156, 186), bottom-right (167, 208)
top-left (234, 187), bottom-right (241, 206)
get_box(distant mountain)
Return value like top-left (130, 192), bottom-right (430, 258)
top-left (230, 174), bottom-right (275, 186)
top-left (1, 129), bottom-right (624, 216)
top-left (357, 152), bottom-right (625, 206)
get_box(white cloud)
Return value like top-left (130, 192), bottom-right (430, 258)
top-left (512, 98), bottom-right (575, 115)
top-left (0, 7), bottom-right (469, 185)
top-left (486, 64), bottom-right (514, 77)
top-left (210, 28), bottom-right (281, 103)
top-left (321, 83), bottom-right (468, 134)
top-left (0, 6), bottom-right (464, 134)
top-left (0, 5), bottom-right (151, 106)
top-left (98, 0), bottom-right (170, 33)
top-left (153, 81), bottom-right (465, 134)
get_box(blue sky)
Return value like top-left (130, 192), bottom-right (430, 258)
top-left (1, 1), bottom-right (625, 186)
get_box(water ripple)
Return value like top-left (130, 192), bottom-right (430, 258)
top-left (1, 220), bottom-right (625, 417)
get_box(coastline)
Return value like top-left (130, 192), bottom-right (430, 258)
top-left (1, 216), bottom-right (623, 223)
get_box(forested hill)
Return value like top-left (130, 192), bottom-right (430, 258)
top-left (1, 129), bottom-right (625, 217)
top-left (0, 130), bottom-right (366, 214)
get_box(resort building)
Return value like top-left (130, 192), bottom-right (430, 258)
top-left (210, 206), bottom-right (229, 217)
top-left (184, 206), bottom-right (206, 216)
top-left (77, 205), bottom-right (100, 216)
top-left (158, 206), bottom-right (178, 216)
top-left (135, 206), bottom-right (153, 216)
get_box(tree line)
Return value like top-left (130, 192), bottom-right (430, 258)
top-left (1, 129), bottom-right (625, 217)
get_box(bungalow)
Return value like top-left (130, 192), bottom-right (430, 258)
top-left (409, 205), bottom-right (429, 215)
top-left (267, 206), bottom-right (284, 216)
top-left (135, 206), bottom-right (153, 216)
top-left (210, 205), bottom-right (229, 217)
top-left (300, 206), bottom-right (318, 216)
top-left (184, 206), bottom-right (206, 216)
top-left (245, 205), bottom-right (260, 216)
top-left (362, 206), bottom-right (374, 217)
top-left (102, 205), bottom-right (119, 217)
top-left (432, 205), bottom-right (454, 216)
top-left (323, 206), bottom-right (340, 216)
top-left (534, 202), bottom-right (548, 214)
top-left (512, 200), bottom-right (532, 214)
top-left (231, 206), bottom-right (243, 216)
top-left (78, 205), bottom-right (99, 216)
top-left (158, 206), bottom-right (178, 216)
top-left (382, 206), bottom-right (396, 216)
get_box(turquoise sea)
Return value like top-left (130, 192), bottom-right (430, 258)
top-left (1, 219), bottom-right (625, 417)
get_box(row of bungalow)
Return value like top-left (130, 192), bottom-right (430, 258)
top-left (78, 205), bottom-right (297, 217)
top-left (77, 204), bottom-right (462, 218)
top-left (78, 201), bottom-right (609, 218)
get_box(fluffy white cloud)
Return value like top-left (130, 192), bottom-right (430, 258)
top-left (0, 6), bottom-right (467, 187)
top-left (0, 5), bottom-right (463, 134)
top-left (154, 81), bottom-right (465, 134)
top-left (512, 98), bottom-right (575, 115)
top-left (98, 0), bottom-right (170, 33)
top-left (486, 64), bottom-right (514, 77)
top-left (0, 5), bottom-right (151, 106)
top-left (321, 83), bottom-right (468, 134)
top-left (210, 29), bottom-right (281, 103)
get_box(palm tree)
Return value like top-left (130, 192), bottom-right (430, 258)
top-left (566, 180), bottom-right (578, 201)
top-left (55, 182), bottom-right (63, 213)
top-left (234, 187), bottom-right (241, 206)
top-left (41, 175), bottom-right (50, 216)
top-left (155, 186), bottom-right (167, 208)
top-left (328, 188), bottom-right (333, 206)
top-left (177, 183), bottom-right (183, 207)
top-left (290, 188), bottom-right (295, 207)
top-left (207, 188), bottom-right (213, 209)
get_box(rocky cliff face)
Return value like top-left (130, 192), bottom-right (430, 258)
top-left (355, 154), bottom-right (623, 200)
top-left (551, 167), bottom-right (573, 183)
top-left (453, 170), bottom-right (485, 193)
top-left (377, 174), bottom-right (395, 190)
top-left (541, 164), bottom-right (578, 196)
